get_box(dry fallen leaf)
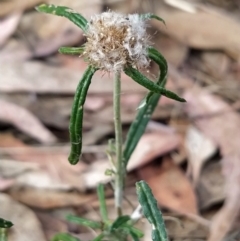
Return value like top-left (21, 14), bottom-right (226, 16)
top-left (184, 88), bottom-right (240, 241)
top-left (0, 193), bottom-right (47, 241)
top-left (156, 5), bottom-right (240, 60)
top-left (139, 157), bottom-right (198, 215)
top-left (0, 59), bottom-right (145, 94)
top-left (197, 161), bottom-right (225, 210)
top-left (144, 215), bottom-right (209, 241)
top-left (0, 12), bottom-right (22, 46)
top-left (18, 0), bottom-right (102, 57)
top-left (0, 99), bottom-right (56, 143)
top-left (9, 187), bottom-right (96, 209)
top-left (185, 125), bottom-right (217, 185)
top-left (0, 133), bottom-right (88, 190)
top-left (0, 0), bottom-right (43, 16)
top-left (127, 131), bottom-right (181, 170)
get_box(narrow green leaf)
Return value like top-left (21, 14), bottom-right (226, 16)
top-left (124, 66), bottom-right (185, 102)
top-left (140, 13), bottom-right (165, 25)
top-left (123, 225), bottom-right (144, 238)
top-left (129, 231), bottom-right (140, 241)
top-left (136, 181), bottom-right (168, 241)
top-left (110, 215), bottom-right (131, 230)
top-left (36, 4), bottom-right (88, 32)
top-left (68, 66), bottom-right (97, 164)
top-left (144, 47), bottom-right (168, 104)
top-left (91, 233), bottom-right (104, 241)
top-left (123, 47), bottom-right (169, 166)
top-left (59, 46), bottom-right (85, 55)
top-left (97, 184), bottom-right (108, 223)
top-left (51, 233), bottom-right (80, 241)
top-left (0, 218), bottom-right (13, 229)
top-left (67, 215), bottom-right (102, 229)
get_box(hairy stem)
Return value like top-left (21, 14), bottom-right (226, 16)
top-left (113, 70), bottom-right (124, 216)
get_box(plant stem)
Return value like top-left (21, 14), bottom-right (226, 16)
top-left (113, 70), bottom-right (124, 216)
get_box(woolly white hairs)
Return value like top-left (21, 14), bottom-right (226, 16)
top-left (83, 11), bottom-right (151, 72)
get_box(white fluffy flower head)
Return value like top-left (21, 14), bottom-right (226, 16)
top-left (83, 11), bottom-right (151, 72)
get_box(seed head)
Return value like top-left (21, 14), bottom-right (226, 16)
top-left (83, 11), bottom-right (151, 72)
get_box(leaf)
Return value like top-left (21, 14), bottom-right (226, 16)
top-left (110, 215), bottom-right (131, 230)
top-left (36, 4), bottom-right (88, 32)
top-left (127, 132), bottom-right (180, 171)
top-left (59, 46), bottom-right (85, 55)
top-left (136, 181), bottom-right (168, 241)
top-left (0, 218), bottom-right (13, 228)
top-left (0, 99), bottom-right (56, 144)
top-left (97, 184), bottom-right (108, 223)
top-left (184, 87), bottom-right (240, 241)
top-left (141, 47), bottom-right (168, 106)
top-left (91, 233), bottom-right (104, 241)
top-left (0, 193), bottom-right (46, 241)
top-left (138, 158), bottom-right (198, 215)
top-left (123, 66), bottom-right (186, 102)
top-left (0, 12), bottom-right (22, 47)
top-left (185, 125), bottom-right (217, 185)
top-left (123, 225), bottom-right (143, 238)
top-left (129, 231), bottom-right (140, 241)
top-left (140, 13), bottom-right (165, 25)
top-left (123, 47), bottom-right (168, 166)
top-left (51, 233), bottom-right (80, 241)
top-left (66, 215), bottom-right (102, 229)
top-left (68, 66), bottom-right (97, 165)
top-left (155, 6), bottom-right (240, 59)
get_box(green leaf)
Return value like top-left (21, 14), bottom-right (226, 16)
top-left (123, 47), bottom-right (168, 166)
top-left (140, 13), bottom-right (165, 25)
top-left (110, 215), bottom-right (131, 230)
top-left (129, 231), bottom-right (140, 241)
top-left (51, 233), bottom-right (80, 241)
top-left (136, 181), bottom-right (168, 241)
top-left (59, 46), bottom-right (85, 55)
top-left (68, 66), bottom-right (97, 164)
top-left (36, 4), bottom-right (88, 32)
top-left (91, 233), bottom-right (104, 241)
top-left (67, 215), bottom-right (102, 229)
top-left (122, 224), bottom-right (144, 239)
top-left (143, 47), bottom-right (168, 105)
top-left (124, 66), bottom-right (185, 103)
top-left (97, 184), bottom-right (108, 223)
top-left (0, 218), bottom-right (13, 228)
